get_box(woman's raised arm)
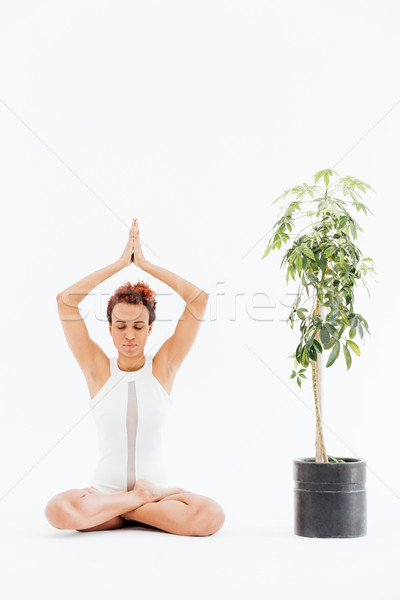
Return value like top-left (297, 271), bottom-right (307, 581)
top-left (132, 219), bottom-right (209, 373)
top-left (56, 220), bottom-right (135, 377)
top-left (57, 218), bottom-right (136, 308)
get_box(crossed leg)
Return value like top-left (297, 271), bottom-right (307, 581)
top-left (74, 487), bottom-right (128, 531)
top-left (44, 481), bottom-right (225, 536)
top-left (118, 491), bottom-right (225, 536)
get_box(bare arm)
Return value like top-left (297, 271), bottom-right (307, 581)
top-left (142, 259), bottom-right (208, 374)
top-left (56, 260), bottom-right (125, 308)
top-left (131, 214), bottom-right (208, 374)
top-left (57, 218), bottom-right (135, 308)
top-left (141, 260), bottom-right (208, 305)
top-left (131, 218), bottom-right (208, 305)
top-left (56, 220), bottom-right (136, 377)
top-left (56, 260), bottom-right (125, 377)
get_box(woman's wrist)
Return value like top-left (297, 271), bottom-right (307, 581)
top-left (115, 258), bottom-right (150, 271)
top-left (137, 259), bottom-right (151, 271)
top-left (115, 258), bottom-right (126, 270)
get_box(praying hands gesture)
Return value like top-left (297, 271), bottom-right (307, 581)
top-left (119, 218), bottom-right (147, 269)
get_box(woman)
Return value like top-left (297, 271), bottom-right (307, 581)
top-left (44, 218), bottom-right (225, 536)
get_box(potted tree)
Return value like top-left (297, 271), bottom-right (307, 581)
top-left (262, 169), bottom-right (377, 538)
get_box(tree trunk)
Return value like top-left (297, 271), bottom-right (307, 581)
top-left (311, 298), bottom-right (328, 463)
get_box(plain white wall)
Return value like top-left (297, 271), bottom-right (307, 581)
top-left (0, 0), bottom-right (398, 527)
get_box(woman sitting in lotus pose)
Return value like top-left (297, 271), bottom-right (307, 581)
top-left (44, 218), bottom-right (225, 536)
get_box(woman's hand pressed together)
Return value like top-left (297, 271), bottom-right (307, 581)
top-left (119, 217), bottom-right (147, 269)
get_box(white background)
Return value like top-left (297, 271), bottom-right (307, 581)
top-left (0, 1), bottom-right (398, 598)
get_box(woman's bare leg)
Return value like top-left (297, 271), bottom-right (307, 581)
top-left (74, 488), bottom-right (128, 531)
top-left (77, 514), bottom-right (128, 532)
top-left (120, 491), bottom-right (226, 537)
top-left (44, 480), bottom-right (186, 531)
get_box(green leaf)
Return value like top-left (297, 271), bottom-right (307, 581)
top-left (344, 345), bottom-right (352, 370)
top-left (340, 311), bottom-right (351, 325)
top-left (324, 337), bottom-right (335, 350)
top-left (308, 274), bottom-right (319, 288)
top-left (309, 344), bottom-right (317, 361)
top-left (313, 339), bottom-right (323, 353)
top-left (349, 190), bottom-right (358, 202)
top-left (301, 345), bottom-right (309, 367)
top-left (325, 323), bottom-right (336, 335)
top-left (319, 254), bottom-right (327, 272)
top-left (303, 247), bottom-right (316, 260)
top-left (347, 340), bottom-right (360, 356)
top-left (336, 324), bottom-right (346, 339)
top-left (324, 246), bottom-right (336, 257)
top-left (296, 377), bottom-right (302, 388)
top-left (320, 326), bottom-right (330, 345)
top-left (326, 346), bottom-right (339, 367)
top-left (262, 245), bottom-right (273, 260)
top-left (349, 327), bottom-right (357, 340)
top-left (296, 253), bottom-right (303, 274)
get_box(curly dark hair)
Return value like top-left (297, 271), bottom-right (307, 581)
top-left (107, 281), bottom-right (157, 326)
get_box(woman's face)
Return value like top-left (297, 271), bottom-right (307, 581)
top-left (109, 302), bottom-right (152, 356)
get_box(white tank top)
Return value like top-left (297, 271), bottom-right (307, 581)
top-left (87, 353), bottom-right (173, 494)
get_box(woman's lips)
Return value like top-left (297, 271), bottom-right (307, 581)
top-left (124, 344), bottom-right (137, 348)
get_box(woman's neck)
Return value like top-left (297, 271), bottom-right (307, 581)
top-left (117, 354), bottom-right (146, 372)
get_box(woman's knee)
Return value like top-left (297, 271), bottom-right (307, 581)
top-left (188, 496), bottom-right (226, 536)
top-left (44, 488), bottom-right (86, 530)
top-left (199, 505), bottom-right (225, 536)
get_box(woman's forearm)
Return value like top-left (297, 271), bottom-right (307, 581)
top-left (141, 260), bottom-right (208, 305)
top-left (56, 259), bottom-right (124, 308)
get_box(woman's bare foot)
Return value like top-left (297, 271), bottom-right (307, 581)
top-left (131, 478), bottom-right (189, 504)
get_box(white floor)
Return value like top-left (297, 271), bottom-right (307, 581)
top-left (1, 484), bottom-right (399, 600)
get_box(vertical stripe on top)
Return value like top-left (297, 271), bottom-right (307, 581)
top-left (126, 380), bottom-right (138, 491)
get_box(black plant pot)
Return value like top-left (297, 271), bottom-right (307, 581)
top-left (293, 457), bottom-right (367, 538)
